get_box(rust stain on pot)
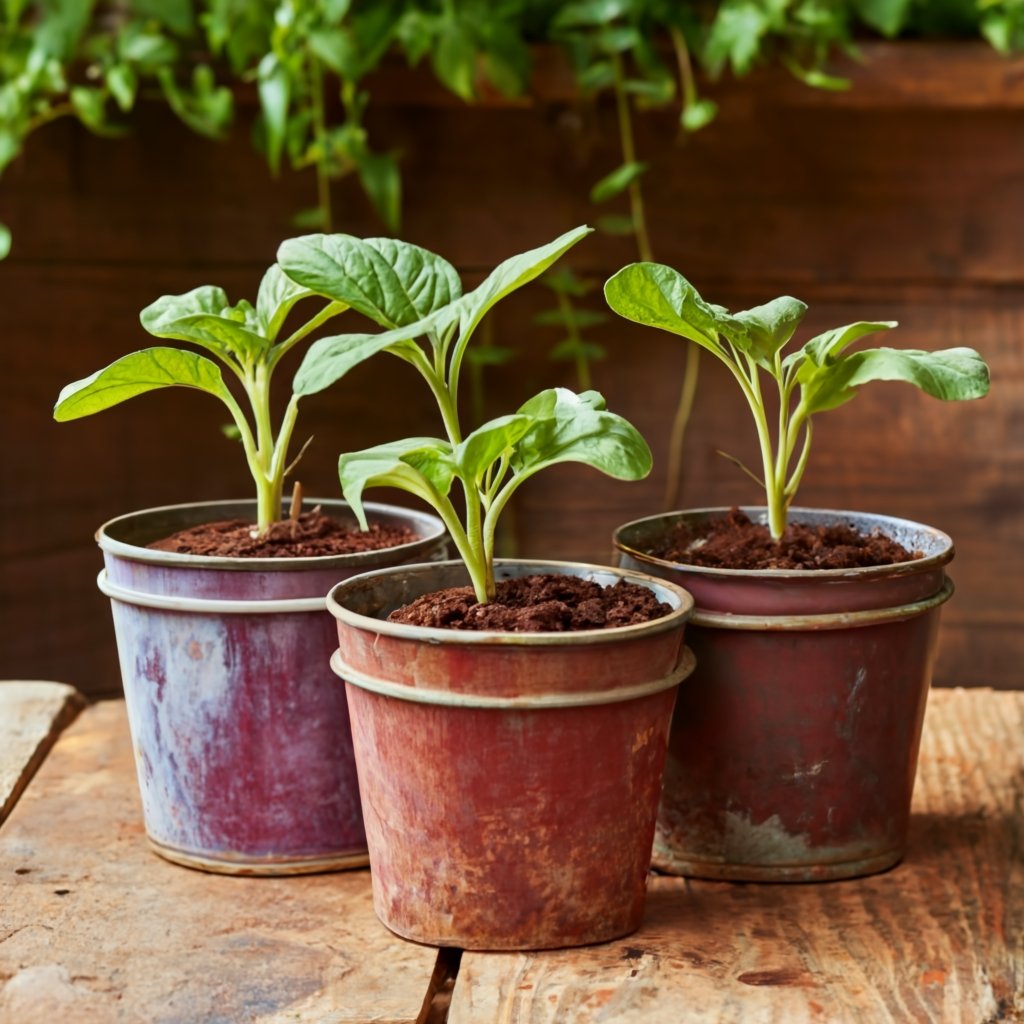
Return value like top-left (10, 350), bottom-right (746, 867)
top-left (618, 507), bottom-right (953, 883)
top-left (327, 559), bottom-right (694, 950)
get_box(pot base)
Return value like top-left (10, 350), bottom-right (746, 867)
top-left (378, 913), bottom-right (643, 953)
top-left (147, 837), bottom-right (370, 876)
top-left (652, 846), bottom-right (903, 883)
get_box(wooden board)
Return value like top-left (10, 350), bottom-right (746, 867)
top-left (0, 701), bottom-right (442, 1024)
top-left (0, 681), bottom-right (82, 826)
top-left (449, 688), bottom-right (1024, 1023)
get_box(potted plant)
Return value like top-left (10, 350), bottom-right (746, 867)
top-left (604, 262), bottom-right (990, 882)
top-left (53, 259), bottom-right (448, 875)
top-left (276, 224), bottom-right (696, 949)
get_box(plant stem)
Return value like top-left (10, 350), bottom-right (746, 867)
top-left (249, 363), bottom-right (282, 532)
top-left (610, 52), bottom-right (652, 263)
top-left (556, 290), bottom-right (592, 390)
top-left (612, 44), bottom-right (702, 510)
top-left (310, 54), bottom-right (333, 232)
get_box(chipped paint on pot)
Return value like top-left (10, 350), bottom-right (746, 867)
top-left (97, 499), bottom-right (447, 875)
top-left (614, 507), bottom-right (954, 883)
top-left (326, 559), bottom-right (695, 950)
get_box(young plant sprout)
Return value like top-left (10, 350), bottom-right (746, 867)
top-left (54, 267), bottom-right (346, 533)
top-left (281, 225), bottom-right (653, 604)
top-left (604, 263), bottom-right (991, 540)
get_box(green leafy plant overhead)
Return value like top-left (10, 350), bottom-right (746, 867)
top-left (4, 1), bottom-right (1020, 256)
top-left (53, 264), bottom-right (349, 532)
top-left (604, 262), bottom-right (991, 539)
top-left (281, 225), bottom-right (653, 603)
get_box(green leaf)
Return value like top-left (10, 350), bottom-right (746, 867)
top-left (800, 346), bottom-right (991, 415)
top-left (54, 348), bottom-right (231, 421)
top-left (590, 161), bottom-right (648, 204)
top-left (534, 308), bottom-right (609, 329)
top-left (542, 267), bottom-right (595, 297)
top-left (309, 28), bottom-right (359, 79)
top-left (106, 64), bottom-right (137, 113)
top-left (681, 97), bottom-right (718, 132)
top-left (141, 286), bottom-right (268, 361)
top-left (704, 1), bottom-right (770, 77)
top-left (464, 346), bottom-right (516, 367)
top-left (70, 87), bottom-right (112, 133)
top-left (338, 437), bottom-right (453, 528)
top-left (257, 53), bottom-right (290, 175)
top-left (596, 214), bottom-right (637, 236)
top-left (455, 414), bottom-right (532, 484)
top-left (603, 262), bottom-right (745, 355)
top-left (256, 264), bottom-right (320, 341)
top-left (553, 0), bottom-right (634, 28)
top-left (356, 150), bottom-right (401, 232)
top-left (453, 226), bottom-right (593, 356)
top-left (510, 388), bottom-right (652, 481)
top-left (797, 320), bottom-right (898, 369)
top-left (118, 29), bottom-right (178, 68)
top-left (432, 20), bottom-right (477, 101)
top-left (852, 0), bottom-right (912, 37)
top-left (293, 309), bottom-right (451, 396)
top-left (550, 339), bottom-right (606, 362)
top-left (733, 296), bottom-right (808, 362)
top-left (0, 223), bottom-right (10, 261)
top-left (277, 234), bottom-right (461, 329)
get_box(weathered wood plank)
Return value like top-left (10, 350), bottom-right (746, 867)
top-left (449, 688), bottom-right (1024, 1023)
top-left (0, 681), bottom-right (82, 827)
top-left (0, 701), bottom-right (441, 1024)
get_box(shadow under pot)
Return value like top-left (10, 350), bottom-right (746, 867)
top-left (326, 559), bottom-right (695, 950)
top-left (614, 507), bottom-right (954, 883)
top-left (97, 498), bottom-right (447, 875)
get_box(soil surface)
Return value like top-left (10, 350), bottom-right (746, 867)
top-left (148, 509), bottom-right (417, 558)
top-left (389, 573), bottom-right (672, 632)
top-left (653, 507), bottom-right (919, 571)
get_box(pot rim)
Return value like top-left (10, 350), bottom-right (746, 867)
top-left (613, 506), bottom-right (954, 581)
top-left (326, 558), bottom-right (694, 647)
top-left (96, 497), bottom-right (447, 571)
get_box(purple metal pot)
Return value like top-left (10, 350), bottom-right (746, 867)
top-left (615, 507), bottom-right (954, 882)
top-left (97, 499), bottom-right (447, 875)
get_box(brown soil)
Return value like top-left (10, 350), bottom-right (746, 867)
top-left (389, 573), bottom-right (672, 632)
top-left (148, 509), bottom-right (417, 558)
top-left (653, 508), bottom-right (919, 571)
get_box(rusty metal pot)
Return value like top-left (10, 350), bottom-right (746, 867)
top-left (96, 499), bottom-right (447, 875)
top-left (326, 559), bottom-right (695, 950)
top-left (614, 507), bottom-right (954, 883)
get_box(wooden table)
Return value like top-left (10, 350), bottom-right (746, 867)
top-left (1, 683), bottom-right (1021, 1023)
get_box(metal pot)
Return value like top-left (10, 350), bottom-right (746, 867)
top-left (97, 498), bottom-right (447, 875)
top-left (615, 506), bottom-right (954, 882)
top-left (327, 559), bottom-right (695, 949)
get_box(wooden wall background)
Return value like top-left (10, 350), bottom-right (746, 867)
top-left (2, 43), bottom-right (1020, 698)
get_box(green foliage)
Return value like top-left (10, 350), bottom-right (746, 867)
top-left (54, 262), bottom-right (352, 532)
top-left (284, 226), bottom-right (652, 603)
top-left (3, 1), bottom-right (1020, 261)
top-left (604, 262), bottom-right (991, 538)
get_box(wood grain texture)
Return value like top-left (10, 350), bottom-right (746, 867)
top-left (449, 688), bottom-right (1024, 1023)
top-left (0, 681), bottom-right (82, 827)
top-left (0, 701), bottom-right (441, 1024)
top-left (2, 45), bottom-right (1022, 696)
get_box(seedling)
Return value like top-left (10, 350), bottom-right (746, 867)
top-left (54, 266), bottom-right (347, 533)
top-left (282, 225), bottom-right (653, 603)
top-left (604, 263), bottom-right (991, 539)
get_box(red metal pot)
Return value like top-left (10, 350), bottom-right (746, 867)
top-left (326, 559), bottom-right (695, 950)
top-left (614, 507), bottom-right (954, 883)
top-left (97, 499), bottom-right (446, 875)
